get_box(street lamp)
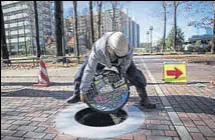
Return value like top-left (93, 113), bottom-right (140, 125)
top-left (146, 31), bottom-right (149, 52)
top-left (150, 26), bottom-right (153, 53)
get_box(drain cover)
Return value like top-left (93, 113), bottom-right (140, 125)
top-left (86, 68), bottom-right (130, 113)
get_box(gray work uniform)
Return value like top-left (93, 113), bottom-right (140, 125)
top-left (73, 32), bottom-right (148, 101)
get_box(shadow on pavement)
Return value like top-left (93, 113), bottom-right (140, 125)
top-left (2, 88), bottom-right (214, 115)
top-left (128, 81), bottom-right (210, 86)
top-left (1, 88), bottom-right (73, 100)
top-left (129, 95), bottom-right (215, 115)
top-left (1, 82), bottom-right (74, 86)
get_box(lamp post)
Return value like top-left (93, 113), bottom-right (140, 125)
top-left (146, 31), bottom-right (149, 52)
top-left (150, 26), bottom-right (153, 53)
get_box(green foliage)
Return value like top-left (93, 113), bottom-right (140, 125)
top-left (157, 39), bottom-right (164, 51)
top-left (166, 26), bottom-right (185, 51)
top-left (195, 40), bottom-right (201, 46)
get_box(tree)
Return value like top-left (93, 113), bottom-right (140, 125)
top-left (171, 1), bottom-right (186, 52)
top-left (26, 2), bottom-right (36, 55)
top-left (21, 3), bottom-right (27, 56)
top-left (34, 1), bottom-right (41, 58)
top-left (54, 1), bottom-right (63, 56)
top-left (1, 1), bottom-right (9, 62)
top-left (73, 1), bottom-right (80, 62)
top-left (162, 1), bottom-right (168, 52)
top-left (166, 26), bottom-right (185, 51)
top-left (89, 1), bottom-right (95, 45)
top-left (107, 1), bottom-right (128, 31)
top-left (185, 1), bottom-right (215, 54)
top-left (95, 1), bottom-right (103, 39)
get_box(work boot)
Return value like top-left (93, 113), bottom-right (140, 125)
top-left (140, 98), bottom-right (156, 109)
top-left (67, 94), bottom-right (80, 103)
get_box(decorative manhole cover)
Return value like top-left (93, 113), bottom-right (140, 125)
top-left (86, 68), bottom-right (130, 113)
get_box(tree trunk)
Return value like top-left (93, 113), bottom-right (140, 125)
top-left (112, 6), bottom-right (116, 31)
top-left (173, 1), bottom-right (177, 52)
top-left (73, 1), bottom-right (80, 63)
top-left (98, 2), bottom-right (103, 38)
top-left (1, 1), bottom-right (9, 61)
top-left (89, 1), bottom-right (94, 45)
top-left (17, 19), bottom-right (19, 56)
top-left (6, 15), bottom-right (11, 55)
top-left (162, 2), bottom-right (166, 52)
top-left (61, 3), bottom-right (65, 56)
top-left (211, 6), bottom-right (215, 54)
top-left (55, 1), bottom-right (63, 56)
top-left (22, 4), bottom-right (27, 56)
top-left (34, 1), bottom-right (41, 58)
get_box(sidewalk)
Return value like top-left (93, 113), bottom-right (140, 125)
top-left (1, 56), bottom-right (215, 140)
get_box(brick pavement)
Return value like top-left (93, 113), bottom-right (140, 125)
top-left (1, 56), bottom-right (215, 140)
top-left (136, 56), bottom-right (215, 140)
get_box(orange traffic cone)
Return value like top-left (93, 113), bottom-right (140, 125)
top-left (34, 57), bottom-right (52, 87)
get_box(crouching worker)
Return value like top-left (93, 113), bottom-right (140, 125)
top-left (67, 32), bottom-right (156, 109)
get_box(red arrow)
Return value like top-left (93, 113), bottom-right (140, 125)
top-left (166, 67), bottom-right (183, 79)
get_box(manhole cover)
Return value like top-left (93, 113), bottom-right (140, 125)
top-left (86, 68), bottom-right (130, 113)
top-left (75, 108), bottom-right (127, 127)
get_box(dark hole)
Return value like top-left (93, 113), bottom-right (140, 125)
top-left (75, 108), bottom-right (127, 127)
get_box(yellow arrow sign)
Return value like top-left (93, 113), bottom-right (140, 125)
top-left (164, 62), bottom-right (187, 83)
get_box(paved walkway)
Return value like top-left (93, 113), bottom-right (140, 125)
top-left (1, 56), bottom-right (215, 140)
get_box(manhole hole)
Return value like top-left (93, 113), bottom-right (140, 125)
top-left (55, 104), bottom-right (144, 139)
top-left (75, 108), bottom-right (127, 127)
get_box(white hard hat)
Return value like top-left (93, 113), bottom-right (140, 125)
top-left (108, 32), bottom-right (129, 57)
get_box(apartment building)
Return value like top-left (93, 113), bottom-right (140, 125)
top-left (64, 8), bottom-right (140, 48)
top-left (2, 1), bottom-right (53, 55)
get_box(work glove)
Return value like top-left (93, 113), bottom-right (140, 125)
top-left (80, 94), bottom-right (87, 102)
top-left (80, 92), bottom-right (88, 102)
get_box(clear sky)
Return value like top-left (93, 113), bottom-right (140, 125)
top-left (63, 1), bottom-right (213, 43)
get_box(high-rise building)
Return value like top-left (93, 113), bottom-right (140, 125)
top-left (2, 1), bottom-right (53, 55)
top-left (64, 8), bottom-right (140, 48)
top-left (137, 24), bottom-right (140, 48)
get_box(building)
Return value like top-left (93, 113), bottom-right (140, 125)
top-left (183, 34), bottom-right (213, 51)
top-left (64, 8), bottom-right (140, 48)
top-left (2, 1), bottom-right (53, 55)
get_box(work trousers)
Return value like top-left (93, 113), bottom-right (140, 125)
top-left (73, 58), bottom-right (148, 101)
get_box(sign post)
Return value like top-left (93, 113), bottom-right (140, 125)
top-left (164, 62), bottom-right (187, 83)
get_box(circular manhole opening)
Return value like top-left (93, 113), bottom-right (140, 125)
top-left (75, 108), bottom-right (127, 127)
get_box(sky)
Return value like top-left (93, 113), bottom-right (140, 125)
top-left (63, 1), bottom-right (213, 43)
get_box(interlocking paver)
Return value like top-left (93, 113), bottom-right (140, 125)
top-left (17, 126), bottom-right (37, 132)
top-left (34, 126), bottom-right (47, 133)
top-left (2, 136), bottom-right (24, 140)
top-left (43, 133), bottom-right (57, 140)
top-left (115, 134), bottom-right (133, 140)
top-left (165, 130), bottom-right (178, 137)
top-left (186, 126), bottom-right (200, 133)
top-left (146, 124), bottom-right (170, 130)
top-left (23, 132), bottom-right (46, 139)
top-left (151, 130), bottom-right (165, 136)
top-left (12, 120), bottom-right (31, 125)
top-left (190, 132), bottom-right (206, 140)
top-left (7, 125), bottom-right (19, 131)
top-left (1, 124), bottom-right (11, 130)
top-left (54, 134), bottom-right (77, 140)
top-left (133, 134), bottom-right (146, 140)
top-left (13, 131), bottom-right (28, 137)
top-left (197, 126), bottom-right (215, 137)
top-left (2, 56), bottom-right (215, 140)
top-left (146, 136), bottom-right (172, 140)
top-left (1, 130), bottom-right (16, 136)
